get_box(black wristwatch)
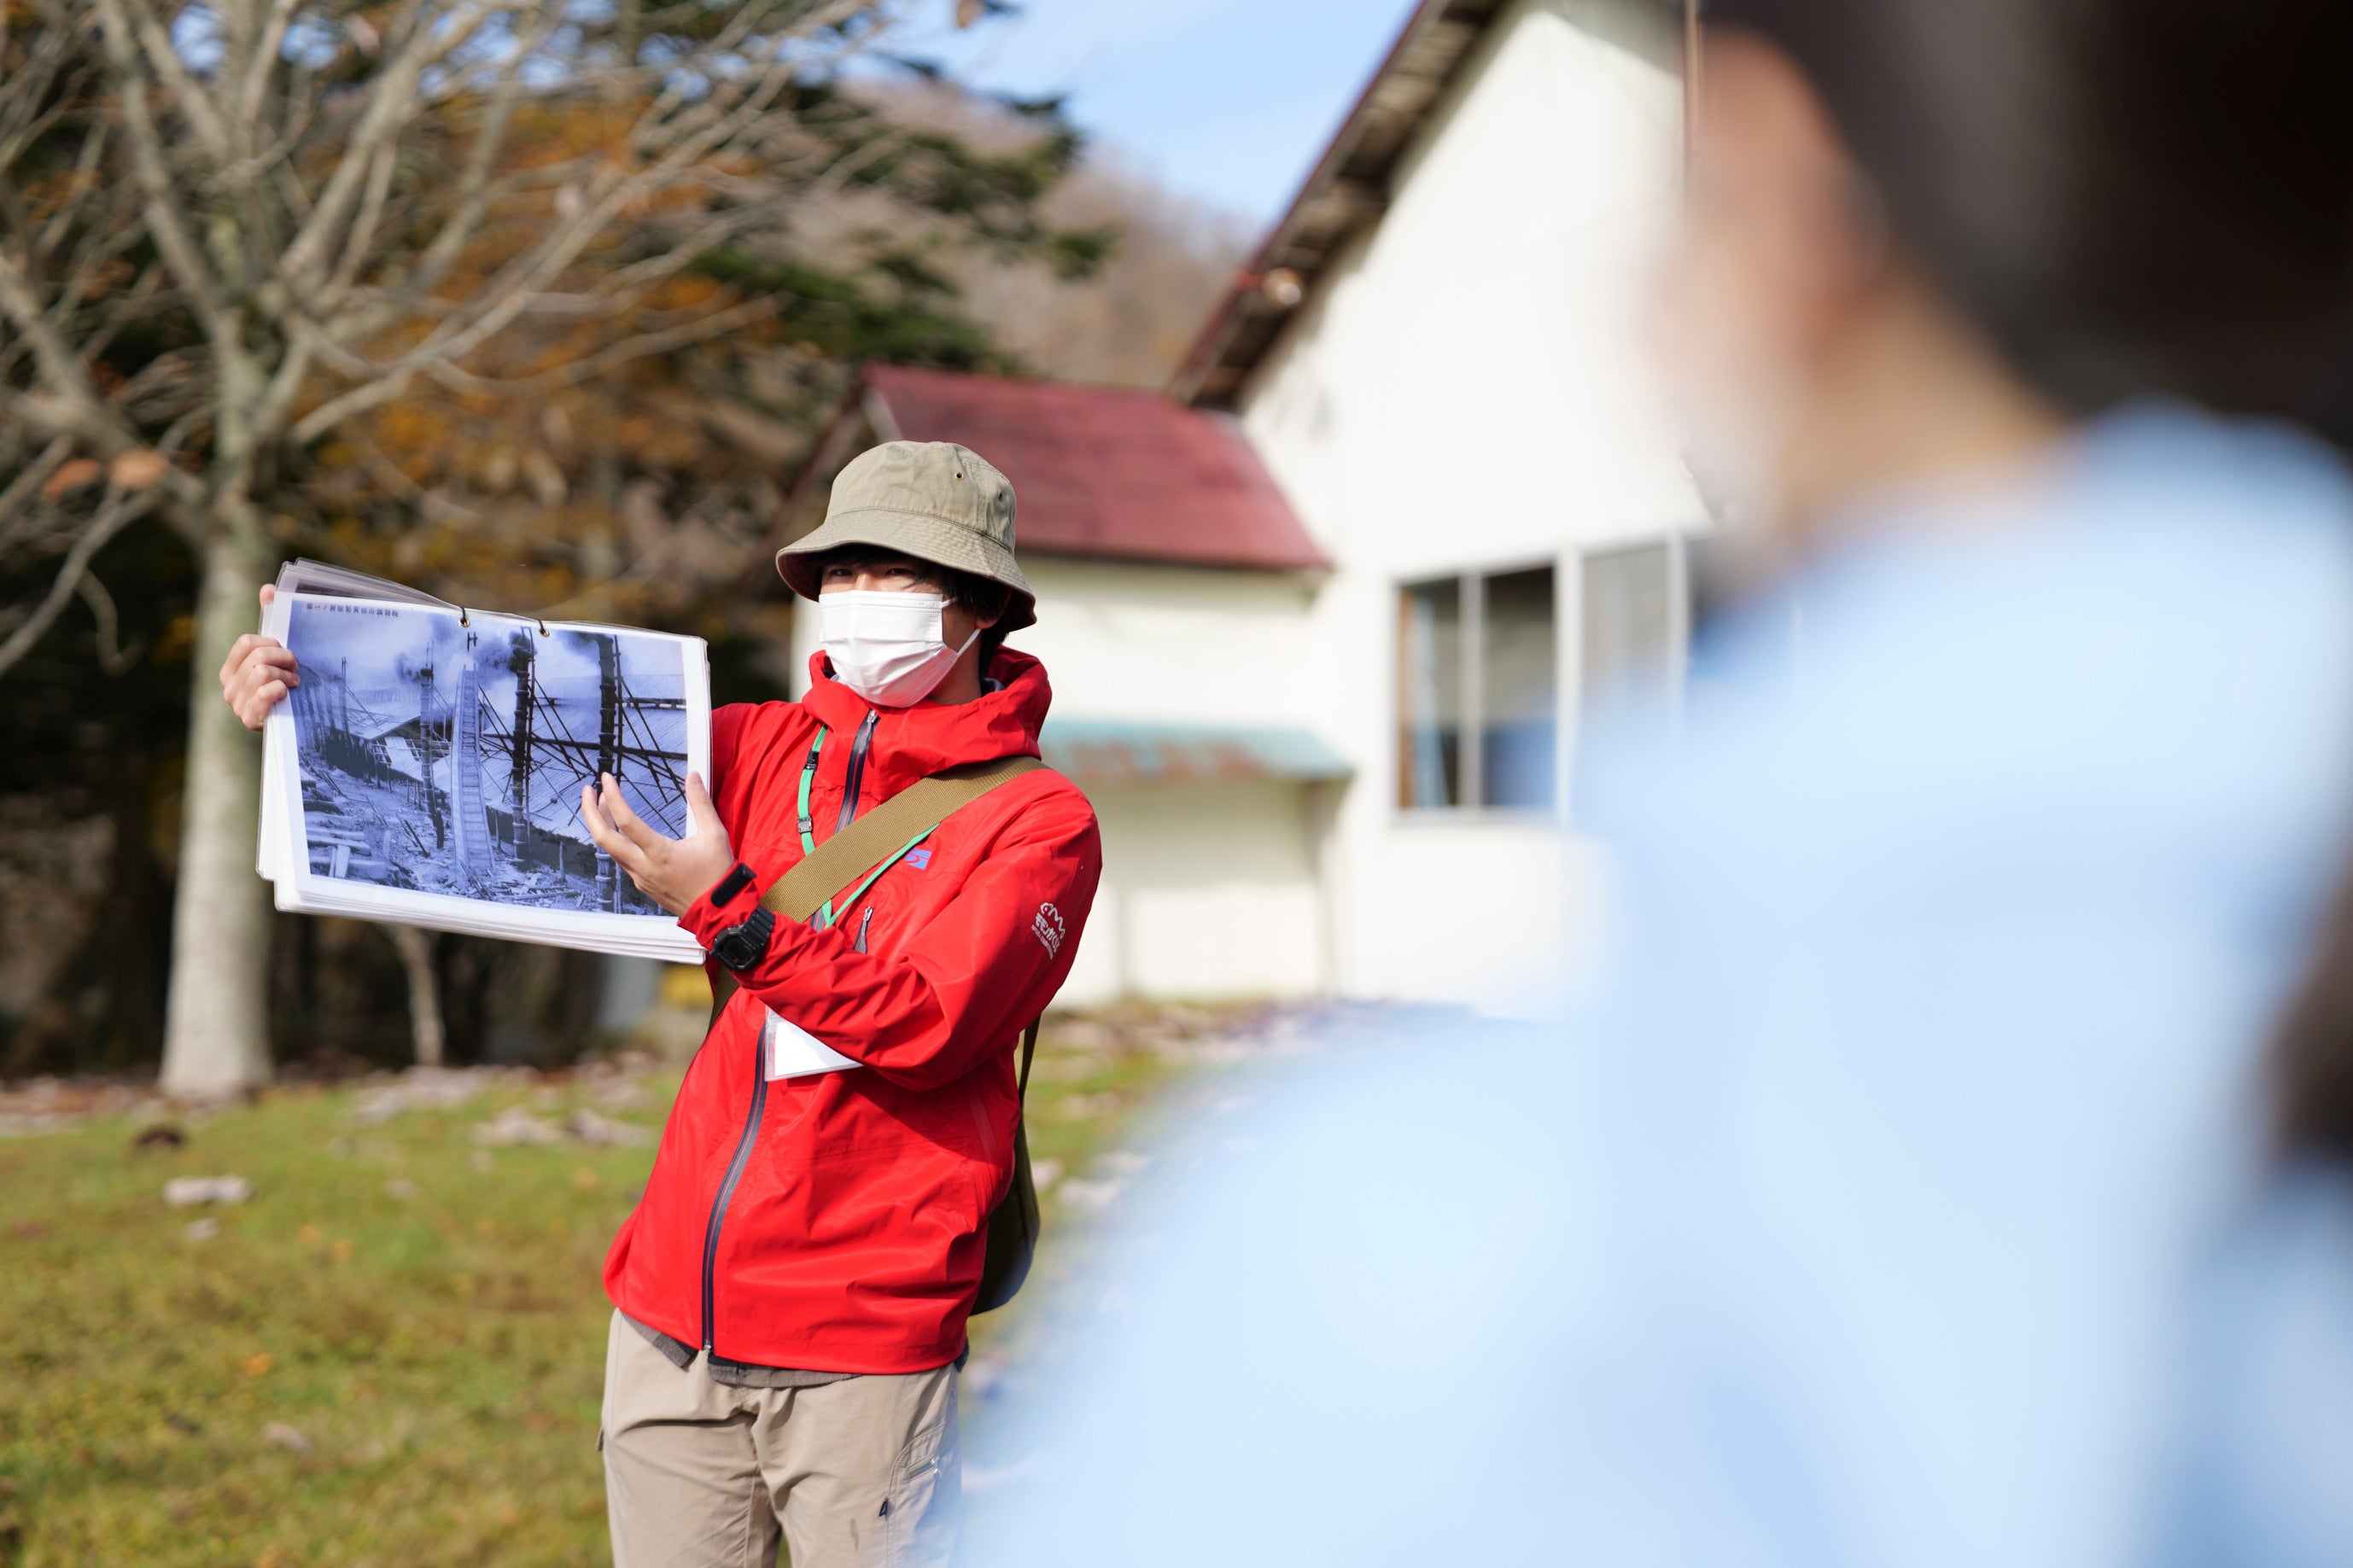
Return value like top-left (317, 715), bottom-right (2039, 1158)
top-left (710, 907), bottom-right (774, 972)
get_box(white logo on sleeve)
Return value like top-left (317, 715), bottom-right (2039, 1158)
top-left (1032, 902), bottom-right (1066, 959)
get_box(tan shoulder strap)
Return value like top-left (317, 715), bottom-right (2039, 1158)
top-left (759, 752), bottom-right (1047, 923)
top-left (707, 754), bottom-right (1048, 1029)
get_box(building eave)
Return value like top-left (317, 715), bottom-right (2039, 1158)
top-left (1168, 0), bottom-right (1510, 412)
top-left (1170, 0), bottom-right (1690, 413)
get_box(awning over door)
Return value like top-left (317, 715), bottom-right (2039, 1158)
top-left (1039, 720), bottom-right (1351, 790)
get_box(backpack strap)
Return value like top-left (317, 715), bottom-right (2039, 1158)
top-left (760, 753), bottom-right (1044, 923)
top-left (707, 753), bottom-right (1048, 1022)
top-left (977, 1015), bottom-right (1047, 1314)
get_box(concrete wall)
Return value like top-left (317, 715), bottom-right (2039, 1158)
top-left (1239, 0), bottom-right (1702, 1011)
top-left (1056, 778), bottom-right (1328, 1006)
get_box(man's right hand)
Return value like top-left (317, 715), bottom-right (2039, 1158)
top-left (220, 584), bottom-right (297, 732)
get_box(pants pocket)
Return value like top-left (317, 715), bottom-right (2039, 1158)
top-left (879, 1378), bottom-right (960, 1568)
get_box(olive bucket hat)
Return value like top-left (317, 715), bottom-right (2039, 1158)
top-left (777, 440), bottom-right (1036, 634)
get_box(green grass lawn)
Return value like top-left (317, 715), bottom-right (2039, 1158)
top-left (0, 1006), bottom-right (1227, 1567)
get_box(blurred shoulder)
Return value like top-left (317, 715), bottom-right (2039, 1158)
top-left (1143, 1020), bottom-right (1604, 1279)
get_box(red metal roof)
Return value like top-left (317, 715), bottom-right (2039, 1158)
top-left (857, 365), bottom-right (1328, 572)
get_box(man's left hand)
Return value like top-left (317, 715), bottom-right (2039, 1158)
top-left (581, 772), bottom-right (733, 917)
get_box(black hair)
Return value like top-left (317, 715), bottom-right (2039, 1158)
top-left (1703, 0), bottom-right (2353, 1164)
top-left (1704, 0), bottom-right (2353, 448)
top-left (809, 545), bottom-right (1016, 670)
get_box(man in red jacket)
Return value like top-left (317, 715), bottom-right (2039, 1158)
top-left (219, 440), bottom-right (1101, 1568)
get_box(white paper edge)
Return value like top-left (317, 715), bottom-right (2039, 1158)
top-left (275, 557), bottom-right (453, 609)
top-left (762, 1006), bottom-right (859, 1079)
top-left (257, 589), bottom-right (295, 882)
top-left (676, 631), bottom-right (711, 842)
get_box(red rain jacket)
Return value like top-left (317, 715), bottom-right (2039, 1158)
top-left (602, 649), bottom-right (1101, 1373)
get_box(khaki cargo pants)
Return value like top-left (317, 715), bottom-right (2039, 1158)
top-left (600, 1311), bottom-right (960, 1568)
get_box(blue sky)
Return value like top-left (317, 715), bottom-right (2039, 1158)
top-left (902, 0), bottom-right (1417, 228)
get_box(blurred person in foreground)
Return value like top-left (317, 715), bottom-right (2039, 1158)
top-left (970, 2), bottom-right (2353, 1565)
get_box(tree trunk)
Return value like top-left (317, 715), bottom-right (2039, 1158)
top-left (157, 527), bottom-right (277, 1099)
top-left (380, 923), bottom-right (446, 1068)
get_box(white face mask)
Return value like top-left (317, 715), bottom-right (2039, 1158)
top-left (816, 590), bottom-right (981, 708)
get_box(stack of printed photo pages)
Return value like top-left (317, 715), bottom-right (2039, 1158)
top-left (256, 560), bottom-right (711, 963)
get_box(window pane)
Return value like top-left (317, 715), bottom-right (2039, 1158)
top-left (1480, 566), bottom-right (1556, 808)
top-left (1398, 577), bottom-right (1463, 808)
top-left (1582, 543), bottom-right (1675, 710)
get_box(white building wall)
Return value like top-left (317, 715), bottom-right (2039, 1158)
top-left (1057, 778), bottom-right (1328, 1006)
top-left (1240, 0), bottom-right (1701, 1011)
top-left (1008, 559), bottom-right (1323, 729)
top-left (787, 558), bottom-right (1320, 726)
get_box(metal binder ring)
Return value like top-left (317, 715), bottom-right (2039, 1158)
top-left (536, 619), bottom-right (549, 636)
top-left (458, 607), bottom-right (470, 626)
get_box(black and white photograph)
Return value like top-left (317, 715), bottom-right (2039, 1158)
top-left (279, 597), bottom-right (697, 920)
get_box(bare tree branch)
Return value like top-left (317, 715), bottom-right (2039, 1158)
top-left (72, 259), bottom-right (176, 370)
top-left (0, 487), bottom-right (159, 678)
top-left (247, 317), bottom-right (319, 452)
top-left (427, 292), bottom-right (788, 393)
top-left (76, 569), bottom-right (144, 674)
top-left (0, 245), bottom-right (132, 449)
top-left (234, 0), bottom-right (304, 157)
top-left (275, 0), bottom-right (508, 289)
top-left (32, 117), bottom-right (112, 264)
top-left (400, 6), bottom-right (567, 297)
top-left (312, 38), bottom-right (820, 384)
top-left (117, 0), bottom-right (230, 158)
top-left (46, 219), bottom-right (149, 342)
top-left (91, 0), bottom-right (233, 340)
top-left (289, 364), bottom-right (418, 445)
top-left (0, 436), bottom-right (73, 537)
top-left (325, 143), bottom-right (398, 302)
top-left (344, 425), bottom-right (483, 525)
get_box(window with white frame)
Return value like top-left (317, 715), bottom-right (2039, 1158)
top-left (1398, 564), bottom-right (1558, 811)
top-left (1398, 541), bottom-right (1693, 814)
top-left (1579, 540), bottom-right (1682, 714)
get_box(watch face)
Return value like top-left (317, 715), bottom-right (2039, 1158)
top-left (715, 911), bottom-right (769, 971)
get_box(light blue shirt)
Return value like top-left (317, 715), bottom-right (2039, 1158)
top-left (968, 408), bottom-right (2353, 1568)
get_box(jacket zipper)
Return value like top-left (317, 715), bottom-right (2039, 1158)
top-left (702, 708), bottom-right (873, 1355)
top-left (700, 1033), bottom-right (768, 1356)
top-left (836, 710), bottom-right (879, 834)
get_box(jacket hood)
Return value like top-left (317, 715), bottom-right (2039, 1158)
top-left (802, 646), bottom-right (1051, 778)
